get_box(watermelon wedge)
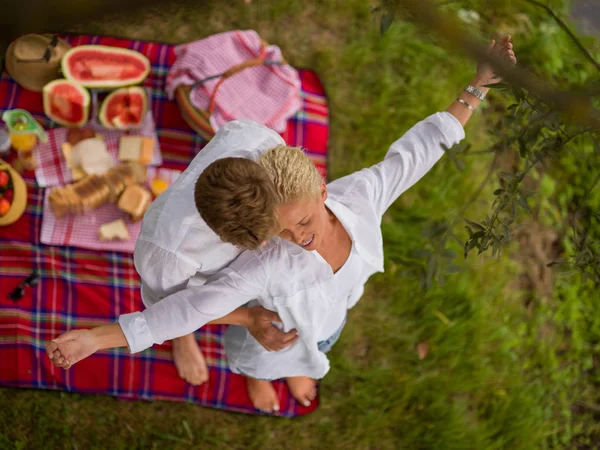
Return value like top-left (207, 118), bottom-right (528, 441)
top-left (98, 87), bottom-right (148, 130)
top-left (62, 45), bottom-right (151, 89)
top-left (43, 79), bottom-right (90, 127)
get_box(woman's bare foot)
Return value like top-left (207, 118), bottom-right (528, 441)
top-left (246, 377), bottom-right (280, 413)
top-left (285, 376), bottom-right (317, 407)
top-left (171, 333), bottom-right (209, 385)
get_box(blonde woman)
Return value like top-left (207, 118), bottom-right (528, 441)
top-left (47, 36), bottom-right (517, 412)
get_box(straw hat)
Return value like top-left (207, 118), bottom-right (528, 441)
top-left (5, 34), bottom-right (71, 92)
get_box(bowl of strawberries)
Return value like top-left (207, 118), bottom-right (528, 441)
top-left (0, 159), bottom-right (27, 226)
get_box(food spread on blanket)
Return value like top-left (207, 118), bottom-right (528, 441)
top-left (0, 39), bottom-right (169, 239)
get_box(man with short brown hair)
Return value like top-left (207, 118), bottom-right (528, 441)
top-left (127, 120), bottom-right (297, 385)
top-left (194, 157), bottom-right (279, 250)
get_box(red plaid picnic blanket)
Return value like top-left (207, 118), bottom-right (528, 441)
top-left (0, 34), bottom-right (328, 417)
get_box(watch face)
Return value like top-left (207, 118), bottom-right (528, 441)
top-left (466, 85), bottom-right (485, 100)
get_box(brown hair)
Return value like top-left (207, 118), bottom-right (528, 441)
top-left (194, 157), bottom-right (279, 250)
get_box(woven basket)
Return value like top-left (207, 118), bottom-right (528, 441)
top-left (174, 41), bottom-right (284, 142)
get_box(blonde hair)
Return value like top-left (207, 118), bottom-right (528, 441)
top-left (258, 145), bottom-right (322, 204)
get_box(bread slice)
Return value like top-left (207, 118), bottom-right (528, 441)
top-left (118, 136), bottom-right (142, 162)
top-left (117, 184), bottom-right (152, 222)
top-left (98, 219), bottom-right (130, 241)
top-left (139, 137), bottom-right (154, 165)
top-left (118, 136), bottom-right (154, 165)
top-left (61, 142), bottom-right (87, 181)
top-left (73, 138), bottom-right (114, 176)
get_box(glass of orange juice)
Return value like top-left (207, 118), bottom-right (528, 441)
top-left (2, 109), bottom-right (48, 170)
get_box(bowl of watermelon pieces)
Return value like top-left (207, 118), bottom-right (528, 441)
top-left (0, 159), bottom-right (27, 226)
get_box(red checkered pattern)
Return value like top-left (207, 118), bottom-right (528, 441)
top-left (166, 30), bottom-right (301, 133)
top-left (0, 34), bottom-right (329, 417)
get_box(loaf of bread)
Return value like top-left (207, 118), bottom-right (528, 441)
top-left (48, 162), bottom-right (148, 218)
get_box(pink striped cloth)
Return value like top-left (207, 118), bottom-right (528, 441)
top-left (40, 167), bottom-right (181, 253)
top-left (165, 30), bottom-right (301, 133)
top-left (34, 110), bottom-right (161, 188)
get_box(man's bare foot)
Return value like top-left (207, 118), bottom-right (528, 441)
top-left (246, 377), bottom-right (280, 413)
top-left (285, 376), bottom-right (317, 407)
top-left (171, 333), bottom-right (209, 386)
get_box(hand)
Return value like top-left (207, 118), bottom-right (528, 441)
top-left (476, 35), bottom-right (517, 86)
top-left (246, 306), bottom-right (299, 352)
top-left (46, 329), bottom-right (100, 370)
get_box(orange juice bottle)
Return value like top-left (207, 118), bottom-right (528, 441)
top-left (2, 109), bottom-right (48, 170)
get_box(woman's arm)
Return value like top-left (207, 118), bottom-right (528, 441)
top-left (348, 35), bottom-right (517, 217)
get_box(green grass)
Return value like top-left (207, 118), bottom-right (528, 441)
top-left (2, 1), bottom-right (600, 449)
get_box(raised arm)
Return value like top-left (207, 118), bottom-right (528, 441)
top-left (360, 36), bottom-right (517, 216)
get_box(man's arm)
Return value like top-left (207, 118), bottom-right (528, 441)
top-left (47, 304), bottom-right (299, 369)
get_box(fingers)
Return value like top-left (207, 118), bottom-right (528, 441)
top-left (52, 329), bottom-right (79, 344)
top-left (282, 329), bottom-right (299, 343)
top-left (266, 328), bottom-right (298, 351)
top-left (46, 341), bottom-right (58, 359)
top-left (262, 309), bottom-right (282, 323)
top-left (499, 35), bottom-right (511, 47)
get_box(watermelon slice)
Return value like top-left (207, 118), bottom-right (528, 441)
top-left (43, 79), bottom-right (90, 127)
top-left (98, 87), bottom-right (148, 130)
top-left (62, 45), bottom-right (151, 89)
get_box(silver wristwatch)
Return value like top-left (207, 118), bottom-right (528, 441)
top-left (464, 85), bottom-right (486, 101)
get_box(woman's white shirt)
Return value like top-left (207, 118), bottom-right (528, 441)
top-left (317, 244), bottom-right (361, 341)
top-left (119, 111), bottom-right (465, 379)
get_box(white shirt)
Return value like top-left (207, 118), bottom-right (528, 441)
top-left (133, 119), bottom-right (285, 308)
top-left (119, 112), bottom-right (465, 380)
top-left (318, 244), bottom-right (360, 341)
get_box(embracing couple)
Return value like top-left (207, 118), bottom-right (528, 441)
top-left (47, 37), bottom-right (517, 413)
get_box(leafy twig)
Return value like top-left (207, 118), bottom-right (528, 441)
top-left (524, 0), bottom-right (600, 72)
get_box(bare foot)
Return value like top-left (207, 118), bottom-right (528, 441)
top-left (246, 377), bottom-right (280, 413)
top-left (171, 333), bottom-right (209, 386)
top-left (285, 376), bottom-right (317, 407)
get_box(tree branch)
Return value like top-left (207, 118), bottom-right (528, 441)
top-left (388, 0), bottom-right (600, 131)
top-left (524, 0), bottom-right (600, 72)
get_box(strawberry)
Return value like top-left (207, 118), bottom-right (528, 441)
top-left (0, 171), bottom-right (9, 188)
